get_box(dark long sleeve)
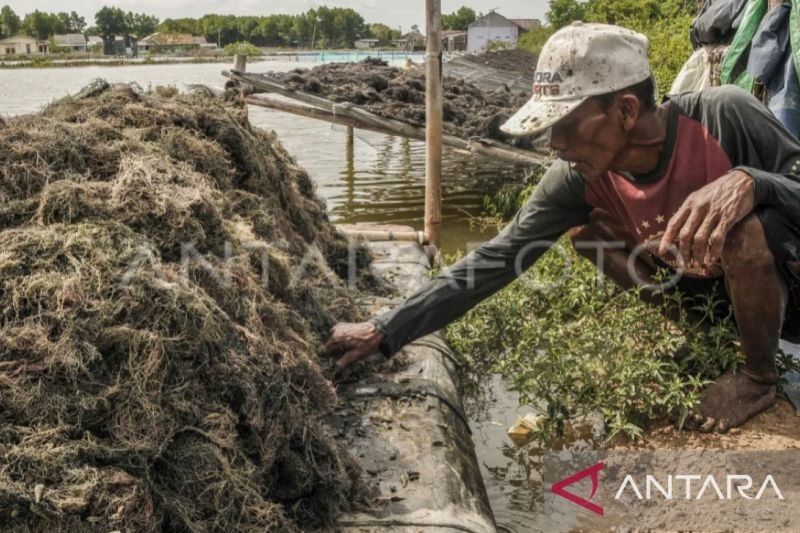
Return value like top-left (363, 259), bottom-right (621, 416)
top-left (728, 88), bottom-right (800, 221)
top-left (369, 160), bottom-right (591, 357)
top-left (674, 85), bottom-right (800, 222)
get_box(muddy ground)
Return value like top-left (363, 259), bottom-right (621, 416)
top-left (614, 397), bottom-right (800, 450)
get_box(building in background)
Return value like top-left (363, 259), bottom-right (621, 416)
top-left (467, 11), bottom-right (521, 54)
top-left (0, 34), bottom-right (48, 56)
top-left (355, 38), bottom-right (380, 49)
top-left (394, 30), bottom-right (426, 51)
top-left (111, 35), bottom-right (138, 57)
top-left (87, 36), bottom-right (104, 52)
top-left (137, 33), bottom-right (209, 54)
top-left (510, 19), bottom-right (542, 32)
top-left (52, 34), bottom-right (88, 53)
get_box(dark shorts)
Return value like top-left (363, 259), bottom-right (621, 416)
top-left (663, 208), bottom-right (800, 341)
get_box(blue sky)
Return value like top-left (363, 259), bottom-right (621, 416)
top-left (4, 1), bottom-right (549, 32)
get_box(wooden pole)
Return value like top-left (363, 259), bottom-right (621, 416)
top-left (346, 125), bottom-right (355, 155)
top-left (345, 126), bottom-right (355, 207)
top-left (425, 0), bottom-right (443, 249)
top-left (234, 54), bottom-right (247, 72)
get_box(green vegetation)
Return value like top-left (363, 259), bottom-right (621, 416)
top-left (158, 8), bottom-right (368, 49)
top-left (369, 23), bottom-right (402, 44)
top-left (446, 241), bottom-right (738, 440)
top-left (518, 0), bottom-right (696, 95)
top-left (446, 223), bottom-right (800, 441)
top-left (0, 4), bottom-right (381, 50)
top-left (0, 7), bottom-right (85, 40)
top-left (224, 41), bottom-right (263, 57)
top-left (94, 6), bottom-right (158, 42)
top-left (443, 7), bottom-right (477, 31)
top-left (0, 5), bottom-right (21, 38)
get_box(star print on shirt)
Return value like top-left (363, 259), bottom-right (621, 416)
top-left (655, 215), bottom-right (665, 224)
top-left (641, 220), bottom-right (651, 230)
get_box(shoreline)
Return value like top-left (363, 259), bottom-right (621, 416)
top-left (0, 50), bottom-right (426, 70)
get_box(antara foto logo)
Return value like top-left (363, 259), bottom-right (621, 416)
top-left (550, 461), bottom-right (605, 516)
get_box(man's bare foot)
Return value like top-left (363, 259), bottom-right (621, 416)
top-left (682, 369), bottom-right (776, 433)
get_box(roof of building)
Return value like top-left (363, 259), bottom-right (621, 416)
top-left (87, 36), bottom-right (103, 44)
top-left (0, 34), bottom-right (39, 45)
top-left (139, 32), bottom-right (208, 46)
top-left (468, 11), bottom-right (519, 29)
top-left (356, 38), bottom-right (380, 42)
top-left (402, 30), bottom-right (426, 40)
top-left (53, 34), bottom-right (87, 46)
top-left (441, 30), bottom-right (468, 37)
top-left (510, 19), bottom-right (542, 31)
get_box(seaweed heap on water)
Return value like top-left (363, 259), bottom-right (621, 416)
top-left (0, 81), bottom-right (372, 531)
top-left (268, 60), bottom-right (532, 146)
top-left (463, 48), bottom-right (538, 77)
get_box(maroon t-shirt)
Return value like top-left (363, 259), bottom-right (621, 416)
top-left (585, 108), bottom-right (734, 277)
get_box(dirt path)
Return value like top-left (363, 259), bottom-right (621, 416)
top-left (612, 397), bottom-right (800, 450)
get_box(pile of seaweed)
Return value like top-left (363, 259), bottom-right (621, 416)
top-left (463, 48), bottom-right (538, 77)
top-left (0, 81), bottom-right (373, 531)
top-left (268, 60), bottom-right (532, 145)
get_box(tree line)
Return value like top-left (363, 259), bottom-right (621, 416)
top-left (0, 4), bottom-right (482, 48)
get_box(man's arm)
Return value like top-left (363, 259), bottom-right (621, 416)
top-left (370, 160), bottom-right (590, 356)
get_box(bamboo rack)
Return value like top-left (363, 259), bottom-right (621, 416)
top-left (222, 69), bottom-right (546, 167)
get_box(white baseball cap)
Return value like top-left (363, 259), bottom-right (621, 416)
top-left (501, 22), bottom-right (652, 137)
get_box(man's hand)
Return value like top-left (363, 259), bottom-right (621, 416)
top-left (322, 322), bottom-right (385, 369)
top-left (658, 170), bottom-right (755, 268)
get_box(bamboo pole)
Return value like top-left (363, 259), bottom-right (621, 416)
top-left (242, 94), bottom-right (545, 166)
top-left (337, 229), bottom-right (425, 243)
top-left (425, 0), bottom-right (443, 249)
top-left (346, 125), bottom-right (354, 155)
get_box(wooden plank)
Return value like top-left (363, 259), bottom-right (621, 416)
top-left (243, 93), bottom-right (546, 166)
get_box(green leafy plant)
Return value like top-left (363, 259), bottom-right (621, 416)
top-left (223, 41), bottom-right (263, 57)
top-left (520, 0), bottom-right (695, 95)
top-left (445, 240), bottom-right (750, 441)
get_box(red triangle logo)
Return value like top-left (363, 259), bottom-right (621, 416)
top-left (551, 461), bottom-right (604, 516)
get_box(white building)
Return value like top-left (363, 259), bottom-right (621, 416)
top-left (467, 11), bottom-right (520, 54)
top-left (0, 34), bottom-right (48, 56)
top-left (354, 38), bottom-right (380, 49)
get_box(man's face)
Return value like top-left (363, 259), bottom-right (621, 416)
top-left (548, 96), bottom-right (629, 179)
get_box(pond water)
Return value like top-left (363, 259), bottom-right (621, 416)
top-left (0, 59), bottom-right (538, 531)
